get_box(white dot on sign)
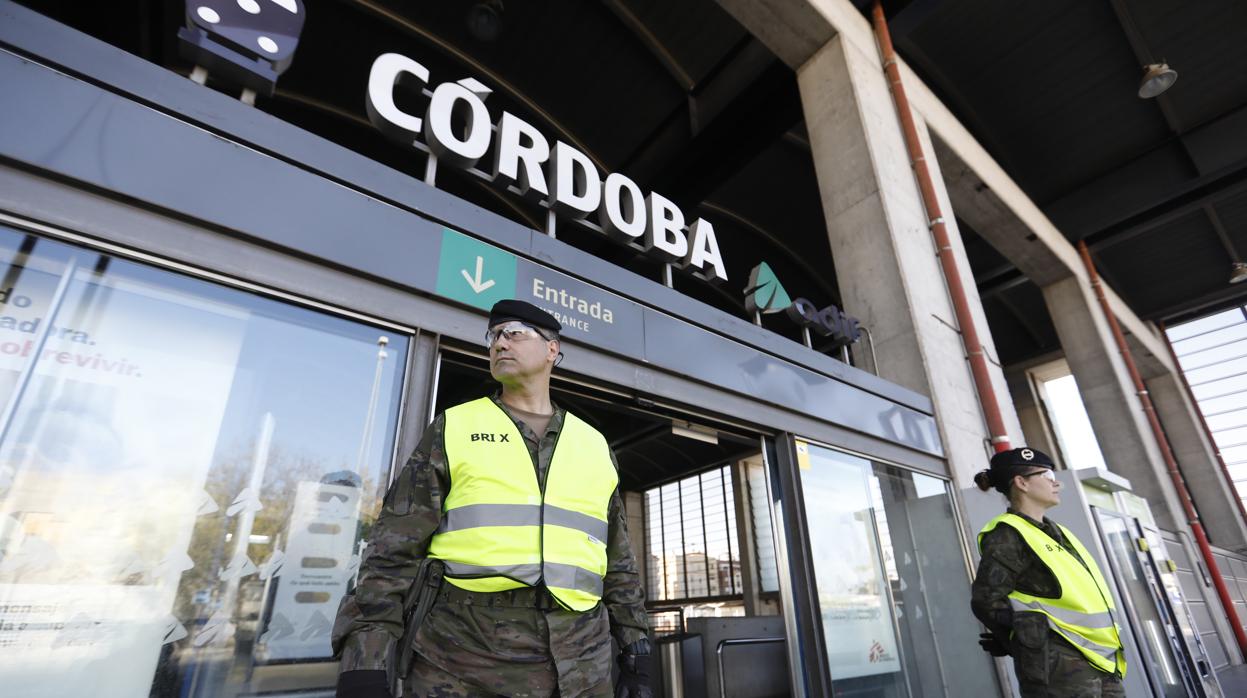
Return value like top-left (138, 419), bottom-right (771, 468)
top-left (196, 7), bottom-right (220, 23)
top-left (257, 36), bottom-right (279, 53)
top-left (238, 0), bottom-right (261, 13)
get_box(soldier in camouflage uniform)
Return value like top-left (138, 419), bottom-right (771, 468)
top-left (333, 300), bottom-right (651, 698)
top-left (971, 448), bottom-right (1125, 698)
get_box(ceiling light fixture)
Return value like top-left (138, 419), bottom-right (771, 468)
top-left (1138, 62), bottom-right (1178, 99)
top-left (671, 422), bottom-right (719, 445)
top-left (467, 0), bottom-right (504, 42)
top-left (1230, 262), bottom-right (1247, 284)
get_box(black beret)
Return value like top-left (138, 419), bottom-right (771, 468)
top-left (488, 299), bottom-right (561, 334)
top-left (990, 447), bottom-right (1054, 470)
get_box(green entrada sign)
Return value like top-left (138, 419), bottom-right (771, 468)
top-left (435, 227), bottom-right (517, 310)
top-left (744, 262), bottom-right (862, 349)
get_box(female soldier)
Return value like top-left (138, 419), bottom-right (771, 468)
top-left (971, 447), bottom-right (1126, 697)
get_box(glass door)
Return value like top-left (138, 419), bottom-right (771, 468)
top-left (794, 439), bottom-right (1000, 698)
top-left (0, 226), bottom-right (411, 697)
top-left (1093, 508), bottom-right (1204, 697)
top-left (1140, 525), bottom-right (1223, 697)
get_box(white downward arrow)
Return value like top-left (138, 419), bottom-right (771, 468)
top-left (461, 256), bottom-right (496, 293)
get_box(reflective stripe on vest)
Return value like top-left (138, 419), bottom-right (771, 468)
top-left (979, 514), bottom-right (1127, 676)
top-left (436, 502), bottom-right (609, 542)
top-left (428, 397), bottom-right (617, 611)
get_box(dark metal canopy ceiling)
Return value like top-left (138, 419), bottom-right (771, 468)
top-left (18, 0), bottom-right (1247, 368)
top-left (875, 0), bottom-right (1247, 363)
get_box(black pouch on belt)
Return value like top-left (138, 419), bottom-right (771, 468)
top-left (396, 559), bottom-right (444, 681)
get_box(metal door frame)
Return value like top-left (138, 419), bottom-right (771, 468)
top-left (1092, 506), bottom-right (1200, 697)
top-left (1137, 523), bottom-right (1223, 697)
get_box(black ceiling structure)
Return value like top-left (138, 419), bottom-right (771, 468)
top-left (14, 0), bottom-right (1247, 369)
top-left (876, 0), bottom-right (1247, 363)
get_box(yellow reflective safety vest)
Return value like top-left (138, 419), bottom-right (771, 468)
top-left (427, 397), bottom-right (618, 612)
top-left (979, 514), bottom-right (1126, 676)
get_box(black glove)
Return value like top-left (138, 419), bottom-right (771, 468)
top-left (978, 632), bottom-right (1010, 657)
top-left (616, 639), bottom-right (654, 698)
top-left (336, 670), bottom-right (391, 698)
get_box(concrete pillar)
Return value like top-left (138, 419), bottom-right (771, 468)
top-left (1042, 276), bottom-right (1187, 531)
top-left (1004, 362), bottom-right (1064, 466)
top-left (1146, 370), bottom-right (1247, 550)
top-left (795, 32), bottom-right (1022, 486)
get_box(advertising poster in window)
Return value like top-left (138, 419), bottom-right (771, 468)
top-left (0, 253), bottom-right (245, 697)
top-left (798, 441), bottom-right (902, 680)
top-left (254, 480), bottom-right (362, 662)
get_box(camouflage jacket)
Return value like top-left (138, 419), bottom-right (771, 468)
top-left (971, 507), bottom-right (1081, 636)
top-left (334, 395), bottom-right (649, 694)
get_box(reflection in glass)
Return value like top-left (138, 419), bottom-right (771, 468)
top-left (798, 442), bottom-right (1000, 697)
top-left (0, 228), bottom-right (407, 697)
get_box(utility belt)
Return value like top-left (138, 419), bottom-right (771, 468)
top-left (437, 582), bottom-right (561, 610)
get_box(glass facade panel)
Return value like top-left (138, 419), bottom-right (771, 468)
top-left (1038, 374), bottom-right (1109, 471)
top-left (1168, 309), bottom-right (1247, 511)
top-left (1097, 513), bottom-right (1187, 697)
top-left (799, 441), bottom-right (999, 698)
top-left (643, 466), bottom-right (741, 602)
top-left (746, 459), bottom-right (779, 593)
top-left (0, 227), bottom-right (408, 697)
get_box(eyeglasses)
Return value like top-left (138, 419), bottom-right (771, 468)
top-left (1021, 469), bottom-right (1057, 482)
top-left (485, 321), bottom-right (546, 347)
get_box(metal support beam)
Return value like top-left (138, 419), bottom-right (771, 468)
top-left (600, 0), bottom-right (694, 91)
top-left (1087, 170), bottom-right (1247, 253)
top-left (1206, 203), bottom-right (1243, 264)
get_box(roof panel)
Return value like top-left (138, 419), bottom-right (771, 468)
top-left (621, 0), bottom-right (748, 86)
top-left (1096, 210), bottom-right (1230, 316)
top-left (1213, 188), bottom-right (1247, 259)
top-left (906, 0), bottom-right (1171, 203)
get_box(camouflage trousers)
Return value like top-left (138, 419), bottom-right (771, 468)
top-left (1014, 630), bottom-right (1124, 698)
top-left (402, 585), bottom-right (613, 698)
top-left (403, 656), bottom-right (551, 698)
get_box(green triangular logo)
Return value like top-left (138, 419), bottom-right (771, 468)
top-left (744, 262), bottom-right (792, 314)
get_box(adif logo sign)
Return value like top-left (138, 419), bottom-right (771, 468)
top-left (744, 262), bottom-right (791, 314)
top-left (745, 262), bottom-right (862, 350)
top-left (366, 53), bottom-right (727, 283)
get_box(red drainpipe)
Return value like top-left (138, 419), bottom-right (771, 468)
top-left (1158, 320), bottom-right (1247, 529)
top-left (1078, 240), bottom-right (1247, 657)
top-left (869, 2), bottom-right (1011, 453)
